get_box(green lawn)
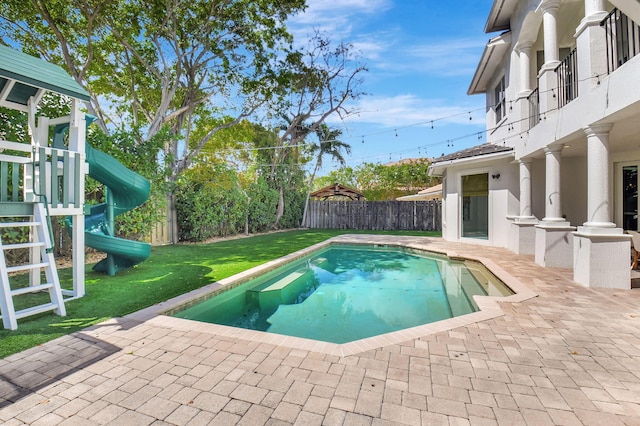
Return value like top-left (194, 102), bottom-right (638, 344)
top-left (0, 229), bottom-right (439, 359)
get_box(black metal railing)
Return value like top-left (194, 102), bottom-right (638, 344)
top-left (527, 87), bottom-right (539, 129)
top-left (555, 48), bottom-right (578, 108)
top-left (601, 8), bottom-right (640, 73)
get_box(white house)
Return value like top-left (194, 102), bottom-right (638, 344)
top-left (428, 0), bottom-right (640, 289)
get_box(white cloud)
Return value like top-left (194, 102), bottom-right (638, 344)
top-left (328, 94), bottom-right (483, 127)
top-left (371, 38), bottom-right (487, 77)
top-left (288, 0), bottom-right (392, 42)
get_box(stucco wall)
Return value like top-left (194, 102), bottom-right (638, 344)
top-left (440, 156), bottom-right (517, 247)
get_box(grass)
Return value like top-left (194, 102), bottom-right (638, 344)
top-left (0, 229), bottom-right (440, 359)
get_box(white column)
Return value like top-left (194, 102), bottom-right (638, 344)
top-left (573, 123), bottom-right (629, 290)
top-left (584, 0), bottom-right (605, 17)
top-left (519, 160), bottom-right (535, 219)
top-left (575, 0), bottom-right (608, 92)
top-left (541, 0), bottom-right (561, 67)
top-left (535, 144), bottom-right (574, 267)
top-left (537, 0), bottom-right (562, 118)
top-left (517, 41), bottom-right (534, 98)
top-left (510, 159), bottom-right (537, 255)
top-left (583, 124), bottom-right (616, 228)
top-left (542, 145), bottom-right (565, 223)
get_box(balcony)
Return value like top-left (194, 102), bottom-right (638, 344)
top-left (555, 48), bottom-right (578, 108)
top-left (601, 8), bottom-right (640, 73)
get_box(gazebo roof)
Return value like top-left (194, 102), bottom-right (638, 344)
top-left (310, 183), bottom-right (364, 201)
top-left (0, 44), bottom-right (90, 110)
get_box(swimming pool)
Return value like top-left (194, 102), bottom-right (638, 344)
top-left (171, 244), bottom-right (513, 344)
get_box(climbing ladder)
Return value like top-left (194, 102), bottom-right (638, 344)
top-left (0, 202), bottom-right (66, 330)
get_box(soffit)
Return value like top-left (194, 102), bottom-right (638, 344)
top-left (467, 32), bottom-right (512, 95)
top-left (485, 0), bottom-right (519, 33)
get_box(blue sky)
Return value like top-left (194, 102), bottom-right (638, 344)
top-left (287, 0), bottom-right (495, 174)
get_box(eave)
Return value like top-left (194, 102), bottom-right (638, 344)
top-left (485, 0), bottom-right (518, 33)
top-left (467, 31), bottom-right (512, 95)
top-left (428, 150), bottom-right (514, 177)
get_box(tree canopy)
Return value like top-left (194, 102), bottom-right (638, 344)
top-left (0, 0), bottom-right (306, 179)
top-left (0, 1), bottom-right (370, 238)
top-left (315, 159), bottom-right (440, 201)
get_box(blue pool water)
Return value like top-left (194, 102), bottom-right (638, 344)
top-left (172, 244), bottom-right (512, 344)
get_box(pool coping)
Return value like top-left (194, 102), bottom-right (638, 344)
top-left (126, 235), bottom-right (538, 357)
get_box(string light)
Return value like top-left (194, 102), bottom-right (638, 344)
top-left (355, 105), bottom-right (558, 163)
top-left (219, 74), bottom-right (587, 165)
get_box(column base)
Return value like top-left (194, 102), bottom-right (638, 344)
top-left (573, 228), bottom-right (631, 289)
top-left (509, 217), bottom-right (538, 255)
top-left (535, 222), bottom-right (576, 268)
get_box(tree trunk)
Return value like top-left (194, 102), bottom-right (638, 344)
top-left (274, 188), bottom-right (285, 229)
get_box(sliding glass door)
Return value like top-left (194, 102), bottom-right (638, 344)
top-left (461, 173), bottom-right (489, 239)
top-left (619, 163), bottom-right (639, 230)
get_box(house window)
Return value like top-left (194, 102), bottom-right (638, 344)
top-left (494, 76), bottom-right (506, 123)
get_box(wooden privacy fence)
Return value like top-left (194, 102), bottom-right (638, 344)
top-left (303, 200), bottom-right (441, 231)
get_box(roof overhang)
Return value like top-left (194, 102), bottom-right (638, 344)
top-left (485, 0), bottom-right (518, 33)
top-left (0, 44), bottom-right (90, 111)
top-left (428, 150), bottom-right (515, 177)
top-left (467, 31), bottom-right (512, 95)
top-left (310, 183), bottom-right (364, 200)
top-left (396, 194), bottom-right (433, 201)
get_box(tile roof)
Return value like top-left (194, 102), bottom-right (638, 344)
top-left (432, 143), bottom-right (513, 163)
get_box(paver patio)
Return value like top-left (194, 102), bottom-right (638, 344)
top-left (1, 236), bottom-right (639, 425)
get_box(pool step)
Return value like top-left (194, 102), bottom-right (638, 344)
top-left (464, 262), bottom-right (512, 296)
top-left (437, 260), bottom-right (477, 316)
top-left (259, 270), bottom-right (306, 293)
top-left (247, 267), bottom-right (314, 311)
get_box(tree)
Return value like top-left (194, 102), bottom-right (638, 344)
top-left (0, 0), bottom-right (306, 179)
top-left (0, 3), bottom-right (367, 234)
top-left (301, 124), bottom-right (350, 226)
top-left (266, 32), bottom-right (367, 226)
top-left (0, 0), bottom-right (308, 241)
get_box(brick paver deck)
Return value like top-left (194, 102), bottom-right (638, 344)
top-left (1, 236), bottom-right (639, 425)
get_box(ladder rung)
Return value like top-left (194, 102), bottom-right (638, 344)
top-left (11, 283), bottom-right (54, 296)
top-left (6, 262), bottom-right (49, 273)
top-left (2, 242), bottom-right (46, 250)
top-left (14, 303), bottom-right (59, 320)
top-left (0, 221), bottom-right (41, 228)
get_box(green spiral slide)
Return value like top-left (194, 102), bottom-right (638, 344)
top-left (59, 119), bottom-right (151, 275)
top-left (82, 143), bottom-right (151, 275)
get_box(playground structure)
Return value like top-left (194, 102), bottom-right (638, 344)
top-left (0, 45), bottom-right (150, 330)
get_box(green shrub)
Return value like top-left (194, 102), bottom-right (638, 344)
top-left (246, 177), bottom-right (279, 233)
top-left (175, 164), bottom-right (248, 241)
